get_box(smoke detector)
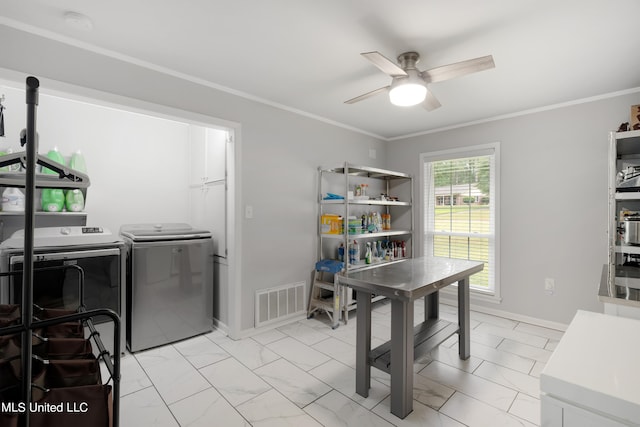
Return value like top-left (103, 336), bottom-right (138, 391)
top-left (64, 11), bottom-right (93, 31)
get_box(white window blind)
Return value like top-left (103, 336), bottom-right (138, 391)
top-left (423, 146), bottom-right (498, 294)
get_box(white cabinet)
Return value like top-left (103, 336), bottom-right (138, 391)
top-left (188, 127), bottom-right (227, 258)
top-left (189, 126), bottom-right (207, 185)
top-left (542, 394), bottom-right (628, 427)
top-left (189, 127), bottom-right (226, 185)
top-left (188, 126), bottom-right (229, 328)
top-left (204, 128), bottom-right (226, 183)
top-left (540, 311), bottom-right (640, 426)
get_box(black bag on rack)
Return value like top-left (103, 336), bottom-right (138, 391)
top-left (0, 412), bottom-right (18, 427)
top-left (29, 384), bottom-right (113, 427)
top-left (0, 354), bottom-right (48, 402)
top-left (0, 305), bottom-right (20, 327)
top-left (44, 357), bottom-right (102, 389)
top-left (34, 337), bottom-right (93, 360)
top-left (35, 307), bottom-right (85, 339)
top-left (0, 384), bottom-right (114, 427)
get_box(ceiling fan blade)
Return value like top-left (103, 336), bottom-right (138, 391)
top-left (421, 55), bottom-right (495, 84)
top-left (344, 86), bottom-right (390, 104)
top-left (361, 52), bottom-right (408, 77)
top-left (422, 90), bottom-right (441, 111)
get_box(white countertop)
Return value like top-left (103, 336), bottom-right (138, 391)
top-left (540, 310), bottom-right (640, 424)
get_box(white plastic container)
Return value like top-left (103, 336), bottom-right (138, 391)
top-left (2, 188), bottom-right (25, 212)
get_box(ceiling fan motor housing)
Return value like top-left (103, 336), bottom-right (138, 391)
top-left (397, 51), bottom-right (420, 70)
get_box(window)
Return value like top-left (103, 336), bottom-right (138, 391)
top-left (422, 143), bottom-right (499, 298)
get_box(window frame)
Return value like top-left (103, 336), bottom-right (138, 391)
top-left (419, 142), bottom-right (501, 304)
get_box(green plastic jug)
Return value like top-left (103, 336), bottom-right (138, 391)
top-left (41, 188), bottom-right (65, 212)
top-left (42, 147), bottom-right (65, 175)
top-left (69, 150), bottom-right (87, 174)
top-left (65, 189), bottom-right (85, 212)
top-left (0, 151), bottom-right (7, 172)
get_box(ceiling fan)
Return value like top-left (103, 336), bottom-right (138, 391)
top-left (345, 51), bottom-right (495, 110)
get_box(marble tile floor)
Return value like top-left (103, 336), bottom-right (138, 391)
top-left (112, 301), bottom-right (562, 427)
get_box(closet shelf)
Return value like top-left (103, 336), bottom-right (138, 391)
top-left (0, 151), bottom-right (90, 189)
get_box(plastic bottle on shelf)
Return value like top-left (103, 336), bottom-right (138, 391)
top-left (365, 242), bottom-right (372, 264)
top-left (42, 147), bottom-right (65, 174)
top-left (2, 188), bottom-right (25, 211)
top-left (69, 150), bottom-right (87, 173)
top-left (348, 242), bottom-right (355, 264)
top-left (5, 148), bottom-right (21, 172)
top-left (65, 189), bottom-right (85, 212)
top-left (41, 148), bottom-right (66, 209)
top-left (41, 188), bottom-right (65, 212)
top-left (353, 240), bottom-right (360, 263)
top-left (0, 150), bottom-right (7, 172)
top-left (337, 243), bottom-right (345, 262)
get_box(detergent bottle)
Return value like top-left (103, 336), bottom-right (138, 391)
top-left (41, 147), bottom-right (65, 211)
top-left (41, 188), bottom-right (65, 212)
top-left (65, 150), bottom-right (87, 211)
top-left (365, 242), bottom-right (372, 264)
top-left (69, 150), bottom-right (87, 174)
top-left (0, 150), bottom-right (7, 172)
top-left (65, 189), bottom-right (85, 212)
top-left (42, 147), bottom-right (65, 174)
top-left (5, 148), bottom-right (21, 172)
top-left (2, 188), bottom-right (25, 212)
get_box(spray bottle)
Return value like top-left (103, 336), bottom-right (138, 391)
top-left (365, 242), bottom-right (372, 264)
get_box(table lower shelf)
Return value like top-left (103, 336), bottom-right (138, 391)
top-left (369, 318), bottom-right (458, 374)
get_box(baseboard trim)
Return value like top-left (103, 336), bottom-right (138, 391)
top-left (212, 318), bottom-right (229, 336)
top-left (440, 298), bottom-right (568, 332)
top-left (232, 297), bottom-right (570, 339)
top-left (227, 314), bottom-right (309, 340)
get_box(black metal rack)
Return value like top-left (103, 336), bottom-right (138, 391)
top-left (0, 76), bottom-right (120, 427)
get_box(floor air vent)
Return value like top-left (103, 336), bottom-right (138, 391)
top-left (255, 282), bottom-right (306, 328)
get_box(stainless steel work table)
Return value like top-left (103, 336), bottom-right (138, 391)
top-left (338, 256), bottom-right (484, 419)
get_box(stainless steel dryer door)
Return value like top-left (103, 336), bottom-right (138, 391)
top-left (127, 237), bottom-right (214, 352)
top-left (8, 247), bottom-right (122, 316)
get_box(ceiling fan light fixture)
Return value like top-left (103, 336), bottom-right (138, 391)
top-left (389, 82), bottom-right (427, 107)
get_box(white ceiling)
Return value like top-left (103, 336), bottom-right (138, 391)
top-left (1, 0), bottom-right (639, 140)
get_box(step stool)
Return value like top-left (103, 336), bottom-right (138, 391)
top-left (307, 259), bottom-right (347, 329)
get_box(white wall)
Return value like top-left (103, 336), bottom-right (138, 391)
top-left (387, 92), bottom-right (640, 325)
top-left (0, 84), bottom-right (191, 234)
top-left (0, 24), bottom-right (386, 335)
top-left (6, 22), bottom-right (621, 329)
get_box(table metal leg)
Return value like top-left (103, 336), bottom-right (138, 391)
top-left (331, 274), bottom-right (340, 329)
top-left (355, 290), bottom-right (371, 397)
top-left (424, 290), bottom-right (439, 321)
top-left (390, 298), bottom-right (414, 418)
top-left (458, 277), bottom-right (470, 360)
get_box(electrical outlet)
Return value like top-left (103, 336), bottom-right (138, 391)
top-left (545, 278), bottom-right (555, 295)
